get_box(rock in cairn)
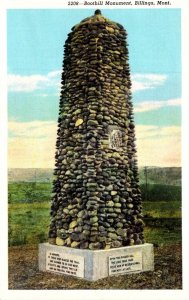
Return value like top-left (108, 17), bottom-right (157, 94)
top-left (48, 10), bottom-right (144, 250)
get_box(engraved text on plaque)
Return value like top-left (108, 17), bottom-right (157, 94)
top-left (109, 251), bottom-right (142, 275)
top-left (46, 251), bottom-right (84, 278)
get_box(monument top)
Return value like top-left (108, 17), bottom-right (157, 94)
top-left (94, 9), bottom-right (102, 15)
top-left (73, 9), bottom-right (122, 30)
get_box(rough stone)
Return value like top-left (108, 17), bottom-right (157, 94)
top-left (56, 237), bottom-right (65, 246)
top-left (75, 119), bottom-right (83, 127)
top-left (69, 220), bottom-right (78, 229)
top-left (71, 241), bottom-right (80, 248)
top-left (48, 10), bottom-right (144, 250)
top-left (111, 191), bottom-right (117, 195)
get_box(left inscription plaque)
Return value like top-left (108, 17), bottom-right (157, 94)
top-left (46, 250), bottom-right (84, 278)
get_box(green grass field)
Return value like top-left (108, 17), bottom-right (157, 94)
top-left (8, 182), bottom-right (52, 203)
top-left (9, 202), bottom-right (50, 245)
top-left (8, 182), bottom-right (181, 203)
top-left (143, 201), bottom-right (181, 218)
top-left (8, 182), bottom-right (182, 246)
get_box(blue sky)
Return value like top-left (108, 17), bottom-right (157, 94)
top-left (8, 9), bottom-right (181, 74)
top-left (7, 9), bottom-right (181, 167)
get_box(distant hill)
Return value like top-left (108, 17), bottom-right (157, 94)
top-left (139, 167), bottom-right (181, 186)
top-left (8, 167), bottom-right (181, 186)
top-left (8, 168), bottom-right (53, 183)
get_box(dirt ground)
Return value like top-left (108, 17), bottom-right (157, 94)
top-left (8, 243), bottom-right (182, 289)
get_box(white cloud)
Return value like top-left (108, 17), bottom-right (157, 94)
top-left (8, 121), bottom-right (181, 168)
top-left (9, 121), bottom-right (57, 168)
top-left (9, 120), bottom-right (57, 138)
top-left (48, 70), bottom-right (62, 78)
top-left (167, 98), bottom-right (181, 106)
top-left (136, 124), bottom-right (181, 140)
top-left (132, 73), bottom-right (167, 92)
top-left (135, 125), bottom-right (181, 167)
top-left (134, 98), bottom-right (181, 113)
top-left (8, 71), bottom-right (167, 93)
top-left (8, 74), bottom-right (49, 92)
top-left (9, 136), bottom-right (56, 168)
top-left (8, 70), bottom-right (61, 93)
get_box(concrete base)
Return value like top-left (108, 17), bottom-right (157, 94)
top-left (39, 243), bottom-right (154, 281)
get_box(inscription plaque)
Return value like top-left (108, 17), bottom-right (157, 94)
top-left (46, 251), bottom-right (84, 278)
top-left (109, 251), bottom-right (142, 275)
top-left (109, 126), bottom-right (123, 150)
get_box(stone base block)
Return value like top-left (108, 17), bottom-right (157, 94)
top-left (39, 243), bottom-right (154, 281)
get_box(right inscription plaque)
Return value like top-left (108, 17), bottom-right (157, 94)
top-left (109, 251), bottom-right (143, 275)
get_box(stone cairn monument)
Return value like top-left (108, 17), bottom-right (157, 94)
top-left (39, 10), bottom-right (154, 280)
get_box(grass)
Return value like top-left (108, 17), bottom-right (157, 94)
top-left (8, 182), bottom-right (52, 203)
top-left (8, 200), bottom-right (182, 247)
top-left (144, 226), bottom-right (181, 246)
top-left (8, 182), bottom-right (181, 203)
top-left (140, 184), bottom-right (181, 202)
top-left (9, 201), bottom-right (50, 246)
top-left (143, 201), bottom-right (181, 218)
top-left (8, 182), bottom-right (182, 246)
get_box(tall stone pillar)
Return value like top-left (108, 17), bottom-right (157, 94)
top-left (39, 10), bottom-right (154, 280)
